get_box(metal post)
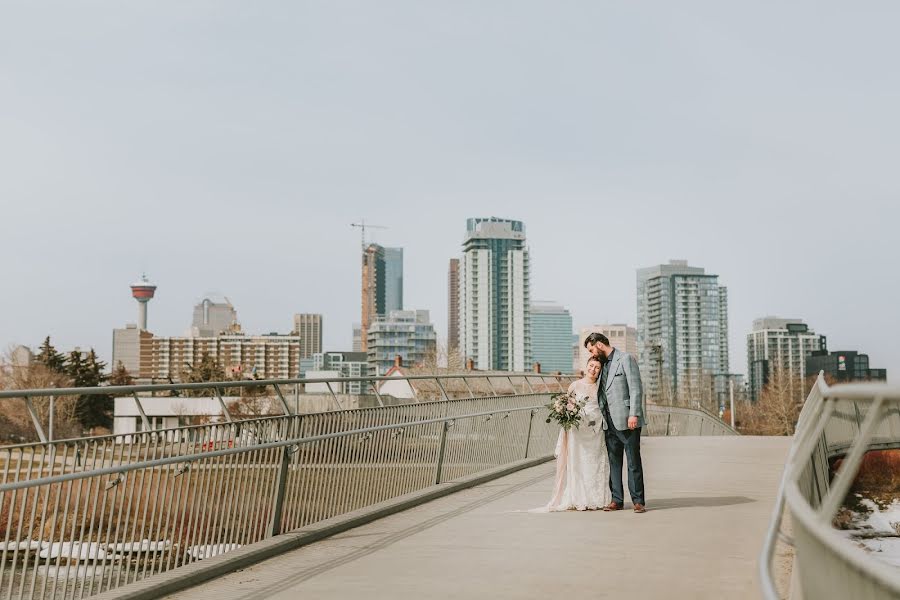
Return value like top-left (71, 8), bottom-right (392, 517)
top-left (435, 378), bottom-right (450, 402)
top-left (369, 382), bottom-right (385, 407)
top-left (523, 409), bottom-right (536, 459)
top-left (325, 381), bottom-right (342, 410)
top-left (269, 445), bottom-right (292, 537)
top-left (23, 397), bottom-right (48, 443)
top-left (49, 395), bottom-right (55, 443)
top-left (272, 384), bottom-right (292, 416)
top-left (665, 413), bottom-right (671, 436)
top-left (484, 376), bottom-right (498, 396)
top-left (522, 376), bottom-right (536, 394)
top-left (132, 392), bottom-right (152, 433)
top-left (729, 379), bottom-right (735, 429)
top-left (460, 377), bottom-right (475, 398)
top-left (212, 387), bottom-right (234, 422)
top-left (434, 420), bottom-right (451, 485)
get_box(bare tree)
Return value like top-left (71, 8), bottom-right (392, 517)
top-left (739, 367), bottom-right (804, 436)
top-left (0, 347), bottom-right (80, 442)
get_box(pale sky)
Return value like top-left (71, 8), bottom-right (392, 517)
top-left (1, 1), bottom-right (898, 382)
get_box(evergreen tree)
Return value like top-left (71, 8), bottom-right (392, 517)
top-left (35, 336), bottom-right (67, 374)
top-left (108, 361), bottom-right (135, 386)
top-left (181, 352), bottom-right (227, 396)
top-left (70, 348), bottom-right (112, 431)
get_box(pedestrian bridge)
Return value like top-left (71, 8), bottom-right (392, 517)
top-left (0, 374), bottom-right (898, 599)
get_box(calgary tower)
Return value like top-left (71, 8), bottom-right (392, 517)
top-left (130, 274), bottom-right (157, 331)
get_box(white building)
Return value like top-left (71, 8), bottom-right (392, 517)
top-left (747, 317), bottom-right (826, 401)
top-left (458, 217), bottom-right (531, 372)
top-left (366, 310), bottom-right (437, 376)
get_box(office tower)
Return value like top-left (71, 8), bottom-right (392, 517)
top-left (366, 310), bottom-right (437, 376)
top-left (448, 258), bottom-right (460, 357)
top-left (292, 313), bottom-right (323, 359)
top-left (637, 260), bottom-right (729, 404)
top-left (531, 302), bottom-right (574, 374)
top-left (361, 243), bottom-right (403, 351)
top-left (458, 217), bottom-right (531, 371)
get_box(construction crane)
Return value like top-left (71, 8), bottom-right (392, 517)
top-left (350, 220), bottom-right (388, 251)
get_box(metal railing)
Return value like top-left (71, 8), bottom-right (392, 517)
top-left (0, 373), bottom-right (572, 445)
top-left (760, 374), bottom-right (900, 599)
top-left (0, 373), bottom-right (737, 600)
top-left (645, 404), bottom-right (739, 437)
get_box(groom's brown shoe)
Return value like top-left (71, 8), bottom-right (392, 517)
top-left (633, 503), bottom-right (647, 513)
top-left (602, 501), bottom-right (622, 512)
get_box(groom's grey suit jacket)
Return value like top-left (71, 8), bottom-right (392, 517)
top-left (599, 349), bottom-right (645, 430)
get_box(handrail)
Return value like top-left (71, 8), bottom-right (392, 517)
top-left (0, 371), bottom-right (577, 444)
top-left (0, 372), bottom-right (573, 400)
top-left (759, 373), bottom-right (900, 599)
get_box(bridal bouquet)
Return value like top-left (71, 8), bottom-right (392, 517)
top-left (545, 391), bottom-right (585, 431)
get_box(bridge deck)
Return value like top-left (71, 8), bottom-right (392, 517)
top-left (164, 436), bottom-right (791, 600)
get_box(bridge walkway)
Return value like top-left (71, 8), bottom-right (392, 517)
top-left (164, 436), bottom-right (791, 600)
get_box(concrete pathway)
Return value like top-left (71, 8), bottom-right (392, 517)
top-left (165, 436), bottom-right (791, 600)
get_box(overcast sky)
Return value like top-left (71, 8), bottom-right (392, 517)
top-left (1, 1), bottom-right (898, 382)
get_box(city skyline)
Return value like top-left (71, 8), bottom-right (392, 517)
top-left (1, 2), bottom-right (898, 383)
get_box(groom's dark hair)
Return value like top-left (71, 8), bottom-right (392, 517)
top-left (583, 332), bottom-right (610, 348)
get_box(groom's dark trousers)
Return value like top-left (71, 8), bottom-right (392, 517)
top-left (602, 405), bottom-right (645, 506)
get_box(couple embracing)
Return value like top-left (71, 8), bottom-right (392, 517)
top-left (545, 332), bottom-right (646, 513)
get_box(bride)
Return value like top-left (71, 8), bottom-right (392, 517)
top-left (545, 356), bottom-right (611, 511)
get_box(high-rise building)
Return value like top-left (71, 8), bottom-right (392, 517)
top-left (448, 258), bottom-right (460, 357)
top-left (805, 349), bottom-right (887, 383)
top-left (531, 302), bottom-right (574, 374)
top-left (383, 247), bottom-right (403, 314)
top-left (191, 297), bottom-right (238, 337)
top-left (361, 243), bottom-right (403, 351)
top-left (366, 310), bottom-right (437, 376)
top-left (637, 260), bottom-right (729, 404)
top-left (458, 217), bottom-right (531, 372)
top-left (575, 324), bottom-right (638, 373)
top-left (747, 317), bottom-right (826, 401)
top-left (292, 313), bottom-right (323, 359)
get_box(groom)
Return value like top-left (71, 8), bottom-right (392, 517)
top-left (584, 333), bottom-right (646, 513)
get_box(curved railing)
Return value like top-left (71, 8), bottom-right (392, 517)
top-left (760, 374), bottom-right (900, 599)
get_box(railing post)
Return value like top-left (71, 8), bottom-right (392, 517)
top-left (460, 377), bottom-right (475, 398)
top-left (435, 378), bottom-right (450, 402)
top-left (434, 420), bottom-right (451, 485)
top-left (273, 383), bottom-right (293, 415)
top-left (269, 445), bottom-right (292, 537)
top-left (269, 415), bottom-right (302, 537)
top-left (524, 409), bottom-right (536, 459)
top-left (214, 387), bottom-right (234, 422)
top-left (22, 397), bottom-right (47, 443)
top-left (665, 413), bottom-right (671, 436)
top-left (132, 392), bottom-right (152, 433)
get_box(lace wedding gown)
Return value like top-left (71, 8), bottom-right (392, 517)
top-left (544, 379), bottom-right (611, 511)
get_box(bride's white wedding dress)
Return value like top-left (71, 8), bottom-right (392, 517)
top-left (543, 378), bottom-right (611, 511)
